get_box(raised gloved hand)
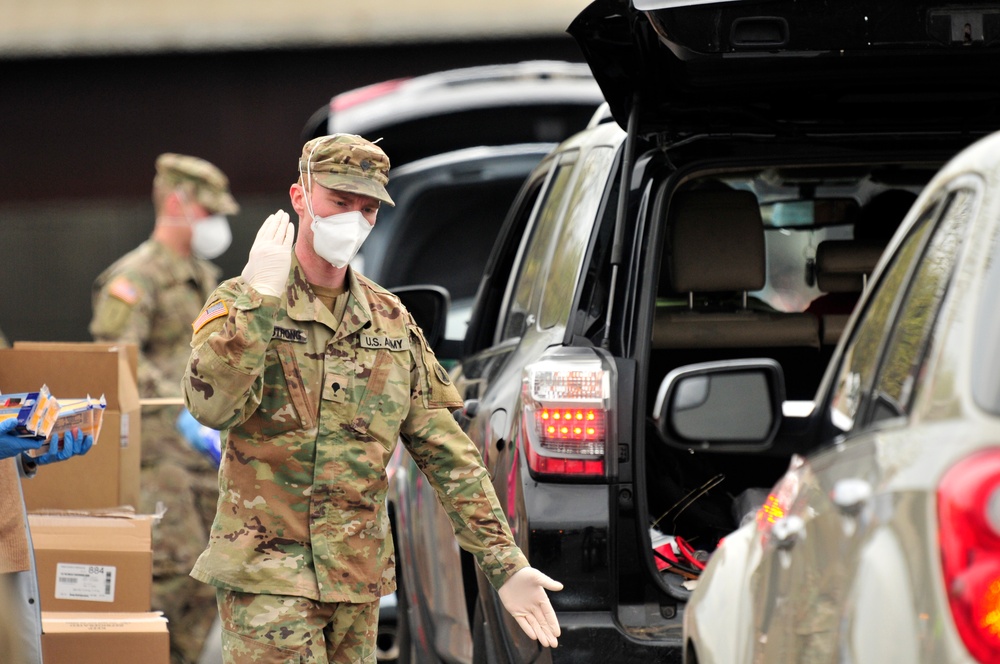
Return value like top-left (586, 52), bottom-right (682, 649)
top-left (0, 418), bottom-right (44, 460)
top-left (35, 427), bottom-right (94, 466)
top-left (498, 566), bottom-right (564, 648)
top-left (176, 408), bottom-right (222, 466)
top-left (241, 210), bottom-right (295, 297)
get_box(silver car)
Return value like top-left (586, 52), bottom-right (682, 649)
top-left (676, 128), bottom-right (1000, 663)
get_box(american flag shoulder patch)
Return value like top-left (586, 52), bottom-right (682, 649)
top-left (108, 276), bottom-right (140, 305)
top-left (191, 300), bottom-right (229, 332)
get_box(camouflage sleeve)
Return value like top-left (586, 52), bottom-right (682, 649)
top-left (182, 280), bottom-right (281, 430)
top-left (400, 323), bottom-right (529, 591)
top-left (89, 271), bottom-right (174, 397)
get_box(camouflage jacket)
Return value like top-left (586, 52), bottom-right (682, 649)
top-left (91, 239), bottom-right (220, 468)
top-left (183, 257), bottom-right (528, 603)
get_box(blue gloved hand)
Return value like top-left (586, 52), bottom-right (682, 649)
top-left (176, 408), bottom-right (222, 466)
top-left (35, 427), bottom-right (94, 466)
top-left (0, 418), bottom-right (44, 460)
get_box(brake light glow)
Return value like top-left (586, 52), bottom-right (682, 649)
top-left (755, 455), bottom-right (805, 542)
top-left (938, 450), bottom-right (1000, 662)
top-left (538, 407), bottom-right (606, 453)
top-left (756, 493), bottom-right (786, 527)
top-left (521, 355), bottom-right (610, 478)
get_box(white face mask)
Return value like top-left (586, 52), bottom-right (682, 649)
top-left (190, 214), bottom-right (232, 260)
top-left (310, 210), bottom-right (372, 268)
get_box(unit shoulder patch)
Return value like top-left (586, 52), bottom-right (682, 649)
top-left (108, 276), bottom-right (141, 305)
top-left (192, 300), bottom-right (229, 332)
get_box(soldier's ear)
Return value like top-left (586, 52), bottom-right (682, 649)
top-left (289, 181), bottom-right (307, 218)
top-left (160, 189), bottom-right (186, 217)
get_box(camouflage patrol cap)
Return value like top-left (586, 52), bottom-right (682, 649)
top-left (154, 153), bottom-right (239, 215)
top-left (299, 134), bottom-right (395, 206)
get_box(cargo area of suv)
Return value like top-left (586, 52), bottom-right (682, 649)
top-left (389, 2), bottom-right (1000, 662)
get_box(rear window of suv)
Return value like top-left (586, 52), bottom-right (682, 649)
top-left (501, 155), bottom-right (578, 340)
top-left (539, 146), bottom-right (616, 329)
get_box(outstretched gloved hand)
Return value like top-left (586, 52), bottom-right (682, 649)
top-left (35, 427), bottom-right (94, 466)
top-left (498, 566), bottom-right (564, 648)
top-left (241, 210), bottom-right (295, 297)
top-left (0, 418), bottom-right (44, 460)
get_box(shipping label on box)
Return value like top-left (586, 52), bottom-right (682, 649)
top-left (54, 563), bottom-right (118, 603)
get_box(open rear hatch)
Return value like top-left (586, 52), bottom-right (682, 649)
top-left (569, 0), bottom-right (1000, 141)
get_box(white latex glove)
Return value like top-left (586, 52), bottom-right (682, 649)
top-left (498, 566), bottom-right (564, 648)
top-left (241, 210), bottom-right (294, 297)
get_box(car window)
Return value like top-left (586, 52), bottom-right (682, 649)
top-left (828, 206), bottom-right (935, 432)
top-left (868, 186), bottom-right (975, 424)
top-left (539, 146), bottom-right (615, 329)
top-left (500, 154), bottom-right (578, 341)
top-left (828, 185), bottom-right (976, 433)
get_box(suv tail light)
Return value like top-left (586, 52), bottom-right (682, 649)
top-left (938, 450), bottom-right (1000, 662)
top-left (520, 351), bottom-right (611, 478)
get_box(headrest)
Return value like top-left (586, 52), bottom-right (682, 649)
top-left (815, 239), bottom-right (885, 293)
top-left (665, 190), bottom-right (766, 293)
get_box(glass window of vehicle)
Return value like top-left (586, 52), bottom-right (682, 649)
top-left (827, 205), bottom-right (936, 433)
top-left (500, 153), bottom-right (577, 341)
top-left (539, 146), bottom-right (615, 329)
top-left (828, 184), bottom-right (976, 433)
top-left (868, 185), bottom-right (975, 424)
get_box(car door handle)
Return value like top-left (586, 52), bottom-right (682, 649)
top-left (771, 515), bottom-right (804, 549)
top-left (831, 478), bottom-right (872, 516)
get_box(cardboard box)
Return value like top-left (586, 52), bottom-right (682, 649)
top-left (29, 512), bottom-right (153, 613)
top-left (0, 343), bottom-right (142, 510)
top-left (42, 612), bottom-right (169, 664)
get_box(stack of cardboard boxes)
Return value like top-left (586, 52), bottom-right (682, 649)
top-left (0, 342), bottom-right (168, 663)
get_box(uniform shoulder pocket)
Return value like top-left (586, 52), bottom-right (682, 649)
top-left (409, 324), bottom-right (462, 410)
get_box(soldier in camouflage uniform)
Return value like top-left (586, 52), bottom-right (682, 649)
top-left (182, 134), bottom-right (563, 663)
top-left (90, 153), bottom-right (239, 664)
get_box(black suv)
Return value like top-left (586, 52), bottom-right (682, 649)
top-left (391, 2), bottom-right (1000, 662)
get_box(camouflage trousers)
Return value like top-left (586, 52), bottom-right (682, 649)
top-left (140, 460), bottom-right (220, 664)
top-left (216, 588), bottom-right (378, 663)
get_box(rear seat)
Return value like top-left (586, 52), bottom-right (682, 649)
top-left (652, 190), bottom-right (821, 399)
top-left (811, 238), bottom-right (885, 345)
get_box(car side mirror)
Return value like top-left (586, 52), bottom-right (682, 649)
top-left (652, 359), bottom-right (785, 452)
top-left (393, 285), bottom-right (454, 355)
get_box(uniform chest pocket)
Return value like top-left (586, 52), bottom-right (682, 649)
top-left (351, 348), bottom-right (410, 450)
top-left (247, 342), bottom-right (316, 439)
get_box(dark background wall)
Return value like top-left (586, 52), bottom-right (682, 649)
top-left (0, 37), bottom-right (585, 343)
